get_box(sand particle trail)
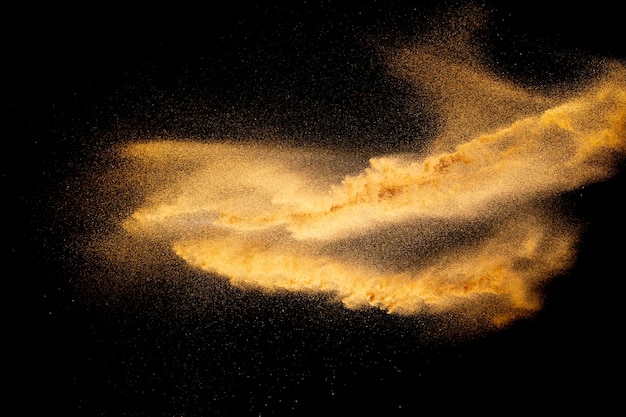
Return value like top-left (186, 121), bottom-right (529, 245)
top-left (96, 19), bottom-right (626, 329)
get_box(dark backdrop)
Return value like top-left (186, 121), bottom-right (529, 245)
top-left (8, 1), bottom-right (625, 415)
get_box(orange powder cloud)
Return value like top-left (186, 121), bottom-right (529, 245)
top-left (108, 40), bottom-right (625, 328)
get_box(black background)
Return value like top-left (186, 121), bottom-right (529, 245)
top-left (8, 1), bottom-right (625, 415)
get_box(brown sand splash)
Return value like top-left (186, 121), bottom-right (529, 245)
top-left (98, 18), bottom-right (626, 329)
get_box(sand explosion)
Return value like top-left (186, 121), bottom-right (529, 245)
top-left (95, 17), bottom-right (625, 328)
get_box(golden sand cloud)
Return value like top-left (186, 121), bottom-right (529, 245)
top-left (103, 32), bottom-right (625, 328)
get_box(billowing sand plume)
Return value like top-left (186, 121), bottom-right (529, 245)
top-left (99, 14), bottom-right (625, 329)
